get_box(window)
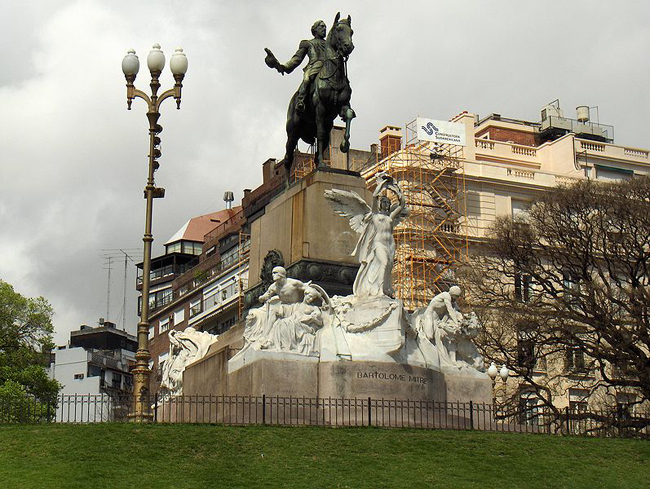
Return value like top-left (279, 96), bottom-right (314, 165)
top-left (611, 361), bottom-right (630, 379)
top-left (565, 340), bottom-right (587, 373)
top-left (220, 245), bottom-right (240, 269)
top-left (569, 389), bottom-right (589, 413)
top-left (568, 388), bottom-right (589, 433)
top-left (511, 199), bottom-right (530, 219)
top-left (87, 365), bottom-right (101, 378)
top-left (206, 246), bottom-right (217, 258)
top-left (616, 393), bottom-right (637, 418)
top-left (218, 315), bottom-right (238, 333)
top-left (148, 325), bottom-right (154, 340)
top-left (174, 307), bottom-right (185, 325)
top-left (514, 273), bottom-right (532, 303)
top-left (141, 287), bottom-right (174, 315)
top-left (182, 241), bottom-right (203, 255)
top-left (595, 165), bottom-right (633, 182)
top-left (158, 288), bottom-right (173, 308)
top-left (190, 298), bottom-right (202, 318)
top-left (517, 326), bottom-right (536, 373)
top-left (518, 392), bottom-right (540, 426)
top-left (112, 373), bottom-right (122, 389)
top-left (74, 373), bottom-right (84, 380)
top-left (562, 272), bottom-right (581, 308)
top-left (166, 242), bottom-right (182, 254)
top-left (159, 317), bottom-right (170, 333)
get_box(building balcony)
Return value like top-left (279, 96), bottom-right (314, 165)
top-left (574, 139), bottom-right (650, 166)
top-left (474, 138), bottom-right (542, 166)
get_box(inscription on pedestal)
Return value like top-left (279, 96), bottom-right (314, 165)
top-left (356, 371), bottom-right (427, 385)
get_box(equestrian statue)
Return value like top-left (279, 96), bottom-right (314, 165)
top-left (264, 13), bottom-right (356, 181)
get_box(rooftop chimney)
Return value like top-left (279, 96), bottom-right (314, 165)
top-left (379, 125), bottom-right (402, 160)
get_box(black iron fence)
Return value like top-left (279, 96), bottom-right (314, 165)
top-left (2, 393), bottom-right (648, 438)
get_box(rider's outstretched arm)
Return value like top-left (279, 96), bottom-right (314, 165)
top-left (282, 40), bottom-right (309, 74)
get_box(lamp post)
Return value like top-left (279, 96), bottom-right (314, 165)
top-left (487, 362), bottom-right (509, 414)
top-left (122, 44), bottom-right (188, 422)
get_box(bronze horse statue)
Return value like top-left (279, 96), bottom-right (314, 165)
top-left (268, 13), bottom-right (356, 181)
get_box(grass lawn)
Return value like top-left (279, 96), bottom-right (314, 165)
top-left (0, 424), bottom-right (648, 488)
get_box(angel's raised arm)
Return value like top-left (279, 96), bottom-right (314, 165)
top-left (389, 184), bottom-right (406, 221)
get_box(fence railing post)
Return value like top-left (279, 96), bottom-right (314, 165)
top-left (262, 394), bottom-right (266, 425)
top-left (154, 392), bottom-right (158, 423)
top-left (368, 397), bottom-right (372, 427)
top-left (565, 406), bottom-right (570, 435)
top-left (469, 401), bottom-right (474, 430)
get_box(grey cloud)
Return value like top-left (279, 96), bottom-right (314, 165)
top-left (0, 1), bottom-right (647, 344)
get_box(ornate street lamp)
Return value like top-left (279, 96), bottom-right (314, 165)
top-left (487, 362), bottom-right (510, 411)
top-left (122, 44), bottom-right (188, 422)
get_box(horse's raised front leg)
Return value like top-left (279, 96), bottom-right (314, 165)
top-left (283, 132), bottom-right (299, 184)
top-left (340, 106), bottom-right (356, 153)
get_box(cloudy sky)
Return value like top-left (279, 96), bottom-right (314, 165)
top-left (1, 1), bottom-right (648, 343)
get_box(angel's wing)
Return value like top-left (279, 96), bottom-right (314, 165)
top-left (324, 189), bottom-right (371, 233)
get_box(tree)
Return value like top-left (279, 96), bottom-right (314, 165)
top-left (0, 280), bottom-right (60, 419)
top-left (466, 177), bottom-right (650, 431)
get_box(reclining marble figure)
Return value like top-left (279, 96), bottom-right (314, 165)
top-left (242, 266), bottom-right (326, 356)
top-left (160, 327), bottom-right (218, 396)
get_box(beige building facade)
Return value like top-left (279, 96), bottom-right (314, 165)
top-left (361, 102), bottom-right (649, 416)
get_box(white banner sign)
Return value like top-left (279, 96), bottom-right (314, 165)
top-left (416, 117), bottom-right (466, 146)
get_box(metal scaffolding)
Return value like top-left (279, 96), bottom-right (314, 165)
top-left (237, 231), bottom-right (251, 320)
top-left (363, 119), bottom-right (469, 311)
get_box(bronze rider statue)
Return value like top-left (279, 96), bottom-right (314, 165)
top-left (264, 20), bottom-right (327, 113)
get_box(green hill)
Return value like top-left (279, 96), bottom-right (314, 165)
top-left (0, 424), bottom-right (648, 488)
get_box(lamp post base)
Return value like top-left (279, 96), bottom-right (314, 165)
top-left (129, 364), bottom-right (153, 423)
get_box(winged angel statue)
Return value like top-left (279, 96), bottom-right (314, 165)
top-left (325, 173), bottom-right (408, 298)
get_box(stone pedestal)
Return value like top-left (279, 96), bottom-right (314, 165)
top-left (221, 355), bottom-right (490, 404)
top-left (246, 169), bottom-right (370, 304)
top-left (318, 361), bottom-right (446, 401)
top-left (228, 353), bottom-right (319, 398)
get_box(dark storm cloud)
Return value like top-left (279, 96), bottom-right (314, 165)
top-left (0, 0), bottom-right (647, 343)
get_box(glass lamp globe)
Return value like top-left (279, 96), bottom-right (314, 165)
top-left (487, 362), bottom-right (498, 380)
top-left (499, 365), bottom-right (509, 382)
top-left (147, 43), bottom-right (165, 73)
top-left (170, 48), bottom-right (188, 75)
top-left (122, 49), bottom-right (140, 77)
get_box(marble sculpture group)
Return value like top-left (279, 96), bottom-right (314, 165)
top-left (162, 174), bottom-right (485, 397)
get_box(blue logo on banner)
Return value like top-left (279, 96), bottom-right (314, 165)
top-left (421, 122), bottom-right (439, 136)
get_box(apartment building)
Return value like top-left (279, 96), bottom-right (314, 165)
top-left (362, 100), bottom-right (650, 415)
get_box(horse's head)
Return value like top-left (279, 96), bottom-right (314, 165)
top-left (329, 12), bottom-right (354, 57)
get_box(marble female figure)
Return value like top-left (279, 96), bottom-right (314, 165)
top-left (325, 173), bottom-right (407, 298)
